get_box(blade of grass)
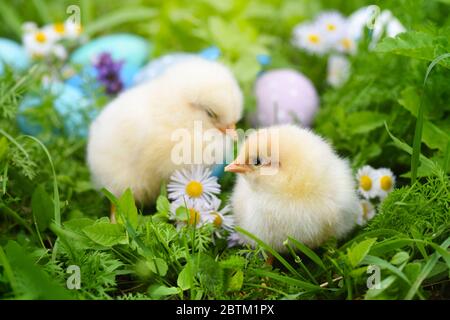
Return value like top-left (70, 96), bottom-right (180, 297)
top-left (363, 255), bottom-right (411, 285)
top-left (405, 236), bottom-right (450, 299)
top-left (235, 226), bottom-right (301, 278)
top-left (288, 237), bottom-right (326, 271)
top-left (31, 0), bottom-right (52, 24)
top-left (252, 269), bottom-right (324, 292)
top-left (411, 53), bottom-right (450, 183)
top-left (23, 135), bottom-right (60, 227)
top-left (84, 7), bottom-right (158, 36)
top-left (0, 0), bottom-right (22, 38)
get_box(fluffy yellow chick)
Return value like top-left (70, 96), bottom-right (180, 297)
top-left (225, 125), bottom-right (359, 251)
top-left (87, 59), bottom-right (243, 205)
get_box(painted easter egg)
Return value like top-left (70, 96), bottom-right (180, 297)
top-left (69, 34), bottom-right (151, 89)
top-left (133, 46), bottom-right (221, 85)
top-left (0, 38), bottom-right (30, 74)
top-left (254, 69), bottom-right (319, 127)
top-left (17, 82), bottom-right (95, 137)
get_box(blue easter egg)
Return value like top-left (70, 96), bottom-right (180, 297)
top-left (133, 47), bottom-right (221, 85)
top-left (18, 83), bottom-right (96, 137)
top-left (69, 34), bottom-right (151, 90)
top-left (0, 38), bottom-right (30, 74)
top-left (133, 53), bottom-right (195, 85)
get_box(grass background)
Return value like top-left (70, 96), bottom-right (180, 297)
top-left (0, 0), bottom-right (449, 300)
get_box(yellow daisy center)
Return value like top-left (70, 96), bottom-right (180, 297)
top-left (341, 38), bottom-right (352, 50)
top-left (54, 23), bottom-right (65, 34)
top-left (212, 213), bottom-right (223, 227)
top-left (327, 23), bottom-right (336, 31)
top-left (380, 176), bottom-right (392, 191)
top-left (308, 34), bottom-right (320, 44)
top-left (35, 32), bottom-right (47, 43)
top-left (188, 208), bottom-right (201, 226)
top-left (360, 175), bottom-right (372, 191)
top-left (185, 181), bottom-right (203, 198)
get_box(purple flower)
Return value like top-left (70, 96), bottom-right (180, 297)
top-left (93, 52), bottom-right (124, 95)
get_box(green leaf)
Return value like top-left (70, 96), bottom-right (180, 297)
top-left (346, 111), bottom-right (387, 134)
top-left (156, 195), bottom-right (170, 215)
top-left (31, 185), bottom-right (53, 231)
top-left (0, 137), bottom-right (8, 162)
top-left (82, 221), bottom-right (128, 247)
top-left (226, 270), bottom-right (244, 292)
top-left (4, 241), bottom-right (72, 299)
top-left (391, 251), bottom-right (410, 265)
top-left (177, 262), bottom-right (193, 291)
top-left (117, 188), bottom-right (138, 228)
top-left (146, 258), bottom-right (168, 276)
top-left (148, 284), bottom-right (179, 299)
top-left (375, 31), bottom-right (450, 68)
top-left (347, 238), bottom-right (377, 268)
top-left (399, 87), bottom-right (450, 151)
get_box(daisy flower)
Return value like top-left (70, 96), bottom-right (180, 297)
top-left (43, 21), bottom-right (82, 41)
top-left (22, 27), bottom-right (56, 58)
top-left (170, 197), bottom-right (210, 229)
top-left (356, 165), bottom-right (378, 199)
top-left (204, 198), bottom-right (234, 234)
top-left (315, 11), bottom-right (348, 45)
top-left (375, 168), bottom-right (395, 199)
top-left (356, 199), bottom-right (376, 226)
top-left (167, 165), bottom-right (220, 205)
top-left (292, 23), bottom-right (329, 55)
top-left (327, 54), bottom-right (350, 88)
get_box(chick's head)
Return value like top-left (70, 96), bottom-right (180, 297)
top-left (225, 125), bottom-right (334, 198)
top-left (162, 58), bottom-right (243, 135)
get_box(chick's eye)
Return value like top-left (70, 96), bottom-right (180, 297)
top-left (206, 109), bottom-right (218, 119)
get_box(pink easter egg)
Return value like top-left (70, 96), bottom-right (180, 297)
top-left (254, 69), bottom-right (319, 127)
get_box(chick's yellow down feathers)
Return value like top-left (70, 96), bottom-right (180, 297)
top-left (226, 125), bottom-right (359, 251)
top-left (87, 59), bottom-right (243, 204)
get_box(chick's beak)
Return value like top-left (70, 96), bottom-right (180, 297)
top-left (224, 162), bottom-right (252, 174)
top-left (218, 124), bottom-right (238, 140)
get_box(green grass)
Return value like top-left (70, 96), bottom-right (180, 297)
top-left (0, 0), bottom-right (449, 300)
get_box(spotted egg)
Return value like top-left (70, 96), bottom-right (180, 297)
top-left (254, 69), bottom-right (319, 127)
top-left (17, 82), bottom-right (96, 137)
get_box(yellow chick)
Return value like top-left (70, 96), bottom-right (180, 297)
top-left (87, 59), bottom-right (243, 205)
top-left (225, 125), bottom-right (359, 251)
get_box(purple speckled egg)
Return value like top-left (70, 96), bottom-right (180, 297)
top-left (255, 69), bottom-right (319, 127)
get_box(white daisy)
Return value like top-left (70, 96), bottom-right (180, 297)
top-left (356, 165), bottom-right (378, 199)
top-left (374, 168), bottom-right (395, 199)
top-left (167, 165), bottom-right (221, 204)
top-left (204, 198), bottom-right (234, 234)
top-left (356, 199), bottom-right (376, 226)
top-left (335, 34), bottom-right (357, 55)
top-left (22, 27), bottom-right (56, 58)
top-left (169, 197), bottom-right (210, 229)
top-left (327, 54), bottom-right (350, 88)
top-left (348, 7), bottom-right (405, 49)
top-left (315, 11), bottom-right (348, 45)
top-left (292, 23), bottom-right (329, 55)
